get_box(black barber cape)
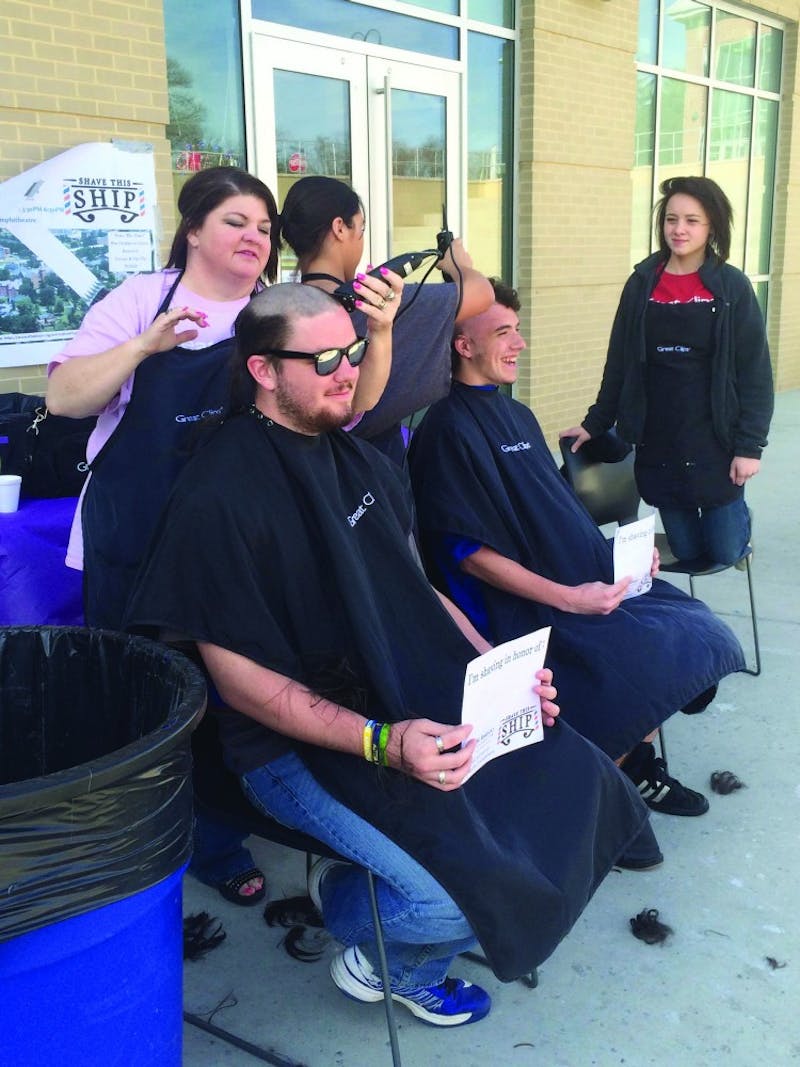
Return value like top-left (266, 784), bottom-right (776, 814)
top-left (408, 383), bottom-right (745, 759)
top-left (126, 411), bottom-right (647, 980)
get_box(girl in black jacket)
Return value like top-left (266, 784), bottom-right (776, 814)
top-left (562, 175), bottom-right (773, 567)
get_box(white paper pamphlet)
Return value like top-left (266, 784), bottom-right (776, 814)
top-left (461, 627), bottom-right (550, 782)
top-left (613, 513), bottom-right (655, 599)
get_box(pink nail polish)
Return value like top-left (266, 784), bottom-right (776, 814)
top-left (353, 281), bottom-right (361, 290)
top-left (380, 266), bottom-right (388, 276)
top-left (355, 299), bottom-right (363, 308)
top-left (356, 272), bottom-right (365, 281)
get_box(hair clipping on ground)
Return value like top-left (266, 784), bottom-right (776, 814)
top-left (710, 770), bottom-right (746, 794)
top-left (183, 911), bottom-right (226, 960)
top-left (264, 894), bottom-right (329, 963)
top-left (263, 894), bottom-right (323, 929)
top-left (765, 956), bottom-right (787, 970)
top-left (630, 908), bottom-right (673, 945)
top-left (279, 925), bottom-right (331, 963)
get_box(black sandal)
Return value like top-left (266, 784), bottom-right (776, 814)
top-left (218, 867), bottom-right (266, 906)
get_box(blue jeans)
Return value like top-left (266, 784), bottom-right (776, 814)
top-left (189, 810), bottom-right (257, 887)
top-left (659, 497), bottom-right (750, 566)
top-left (241, 751), bottom-right (477, 991)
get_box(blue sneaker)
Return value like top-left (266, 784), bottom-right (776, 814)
top-left (330, 945), bottom-right (491, 1027)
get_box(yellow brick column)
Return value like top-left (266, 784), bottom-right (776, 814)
top-left (516, 0), bottom-right (640, 446)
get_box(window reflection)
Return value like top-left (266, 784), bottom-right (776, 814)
top-left (637, 0), bottom-right (659, 65)
top-left (467, 33), bottom-right (513, 279)
top-left (253, 0), bottom-right (458, 60)
top-left (163, 0), bottom-right (246, 198)
top-left (714, 11), bottom-right (756, 88)
top-left (662, 0), bottom-right (710, 76)
top-left (632, 73), bottom-right (656, 263)
top-left (468, 0), bottom-right (514, 29)
top-left (753, 280), bottom-right (768, 321)
top-left (391, 90), bottom-right (446, 257)
top-left (708, 89), bottom-right (753, 267)
top-left (402, 0), bottom-right (458, 14)
top-left (658, 78), bottom-right (707, 170)
top-left (273, 70), bottom-right (353, 279)
top-left (758, 26), bottom-right (783, 92)
top-left (274, 72), bottom-right (352, 186)
top-left (751, 100), bottom-right (778, 275)
top-left (709, 89), bottom-right (752, 163)
top-left (634, 1), bottom-right (782, 290)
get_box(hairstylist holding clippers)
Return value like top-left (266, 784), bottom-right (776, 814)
top-left (278, 175), bottom-right (494, 461)
top-left (47, 165), bottom-right (400, 905)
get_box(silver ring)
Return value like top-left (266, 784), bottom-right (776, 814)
top-left (384, 288), bottom-right (396, 302)
top-left (434, 735), bottom-right (445, 754)
top-left (437, 770), bottom-right (446, 786)
top-left (377, 297), bottom-right (387, 310)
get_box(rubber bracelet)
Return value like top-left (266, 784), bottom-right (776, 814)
top-left (363, 719), bottom-right (377, 762)
top-left (377, 722), bottom-right (392, 767)
top-left (370, 720), bottom-right (384, 766)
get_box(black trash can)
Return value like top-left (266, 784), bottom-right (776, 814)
top-left (0, 626), bottom-right (206, 1067)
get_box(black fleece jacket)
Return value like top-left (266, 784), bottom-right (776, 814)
top-left (582, 251), bottom-right (774, 459)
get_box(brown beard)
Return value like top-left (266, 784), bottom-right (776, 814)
top-left (273, 377), bottom-right (354, 435)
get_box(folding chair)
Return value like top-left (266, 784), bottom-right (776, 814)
top-left (188, 712), bottom-right (403, 1067)
top-left (559, 431), bottom-right (761, 676)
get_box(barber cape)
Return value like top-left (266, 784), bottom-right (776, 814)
top-left (408, 383), bottom-right (745, 759)
top-left (126, 411), bottom-right (647, 980)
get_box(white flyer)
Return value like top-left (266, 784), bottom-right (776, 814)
top-left (461, 627), bottom-right (550, 782)
top-left (613, 513), bottom-right (655, 599)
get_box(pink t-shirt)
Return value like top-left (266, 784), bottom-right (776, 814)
top-left (49, 271), bottom-right (251, 568)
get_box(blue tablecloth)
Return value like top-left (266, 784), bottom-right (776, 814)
top-left (0, 497), bottom-right (84, 626)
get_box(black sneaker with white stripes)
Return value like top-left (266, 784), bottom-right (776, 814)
top-left (622, 742), bottom-right (709, 816)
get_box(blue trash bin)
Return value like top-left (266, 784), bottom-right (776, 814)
top-left (0, 627), bottom-right (206, 1067)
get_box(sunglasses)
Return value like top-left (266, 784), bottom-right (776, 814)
top-left (265, 336), bottom-right (368, 376)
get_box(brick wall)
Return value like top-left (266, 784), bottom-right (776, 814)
top-left (0, 0), bottom-right (174, 395)
top-left (515, 0), bottom-right (641, 444)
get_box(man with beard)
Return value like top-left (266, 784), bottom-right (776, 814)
top-left (126, 283), bottom-right (647, 1026)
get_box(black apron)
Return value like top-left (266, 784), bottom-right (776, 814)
top-left (636, 300), bottom-right (741, 509)
top-left (82, 275), bottom-right (235, 628)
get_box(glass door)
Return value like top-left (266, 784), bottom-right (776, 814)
top-left (248, 34), bottom-right (461, 278)
top-left (367, 56), bottom-right (461, 264)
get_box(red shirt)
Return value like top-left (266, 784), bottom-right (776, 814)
top-left (650, 269), bottom-right (714, 304)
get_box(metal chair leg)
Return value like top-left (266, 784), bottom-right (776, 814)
top-left (741, 554), bottom-right (762, 676)
top-left (657, 725), bottom-right (667, 766)
top-left (366, 870), bottom-right (403, 1067)
top-left (688, 558), bottom-right (761, 677)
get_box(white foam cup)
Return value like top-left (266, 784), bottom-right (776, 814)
top-left (0, 474), bottom-right (22, 513)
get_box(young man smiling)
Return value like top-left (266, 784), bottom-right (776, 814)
top-left (408, 279), bottom-right (745, 836)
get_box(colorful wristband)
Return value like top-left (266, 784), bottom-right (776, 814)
top-left (370, 720), bottom-right (383, 766)
top-left (363, 719), bottom-right (378, 763)
top-left (377, 722), bottom-right (392, 767)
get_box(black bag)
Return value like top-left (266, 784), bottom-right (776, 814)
top-left (0, 392), bottom-right (96, 499)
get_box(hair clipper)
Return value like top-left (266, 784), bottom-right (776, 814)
top-left (333, 250), bottom-right (437, 312)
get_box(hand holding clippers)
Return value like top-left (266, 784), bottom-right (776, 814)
top-left (333, 250), bottom-right (437, 312)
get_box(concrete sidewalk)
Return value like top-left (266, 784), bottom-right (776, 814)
top-left (183, 390), bottom-right (800, 1067)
